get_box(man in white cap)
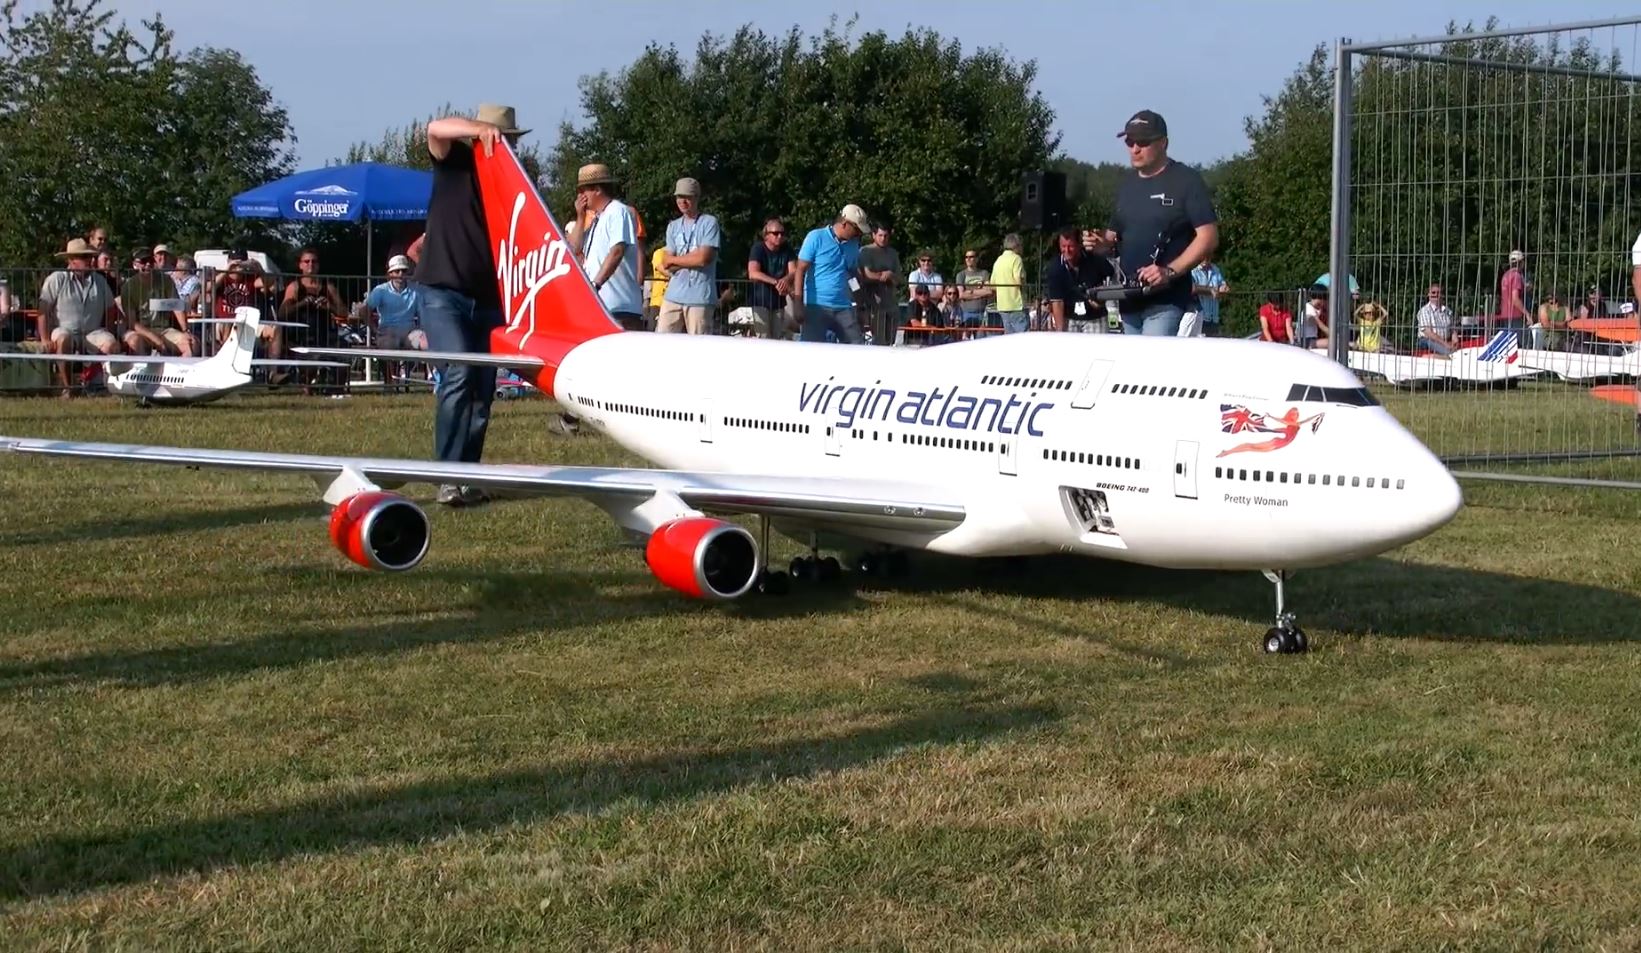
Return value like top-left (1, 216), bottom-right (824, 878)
top-left (415, 103), bottom-right (529, 506)
top-left (365, 255), bottom-right (423, 392)
top-left (1499, 248), bottom-right (1529, 332)
top-left (657, 177), bottom-right (720, 334)
top-left (793, 204), bottom-right (871, 344)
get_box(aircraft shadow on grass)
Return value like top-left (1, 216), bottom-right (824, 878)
top-left (0, 500), bottom-right (320, 548)
top-left (0, 565), bottom-right (868, 693)
top-left (850, 553), bottom-right (1641, 646)
top-left (0, 692), bottom-right (1058, 901)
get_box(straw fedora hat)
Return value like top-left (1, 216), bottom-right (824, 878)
top-left (474, 103), bottom-right (530, 136)
top-left (55, 238), bottom-right (96, 258)
top-left (576, 163), bottom-right (618, 188)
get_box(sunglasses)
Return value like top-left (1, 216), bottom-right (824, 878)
top-left (919, 258), bottom-right (932, 263)
top-left (1124, 137), bottom-right (1158, 148)
top-left (765, 230), bottom-right (784, 236)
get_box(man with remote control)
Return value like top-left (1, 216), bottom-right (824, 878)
top-left (1096, 110), bottom-right (1219, 336)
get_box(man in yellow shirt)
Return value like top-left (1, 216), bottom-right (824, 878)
top-left (992, 233), bottom-right (1028, 333)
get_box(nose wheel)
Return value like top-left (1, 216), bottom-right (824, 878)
top-left (1260, 570), bottom-right (1308, 654)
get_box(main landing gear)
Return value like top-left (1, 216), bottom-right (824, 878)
top-left (1260, 569), bottom-right (1308, 654)
top-left (751, 518), bottom-right (907, 596)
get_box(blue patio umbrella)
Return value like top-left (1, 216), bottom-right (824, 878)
top-left (230, 162), bottom-right (434, 274)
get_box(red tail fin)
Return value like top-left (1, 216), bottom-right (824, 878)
top-left (473, 140), bottom-right (620, 395)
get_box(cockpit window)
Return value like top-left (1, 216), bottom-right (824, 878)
top-left (1285, 383), bottom-right (1378, 406)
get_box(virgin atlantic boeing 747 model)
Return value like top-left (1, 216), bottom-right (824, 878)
top-left (0, 143), bottom-right (1461, 654)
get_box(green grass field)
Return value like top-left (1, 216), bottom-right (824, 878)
top-left (2, 392), bottom-right (1640, 951)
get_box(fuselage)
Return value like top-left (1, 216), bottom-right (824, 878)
top-left (552, 333), bottom-right (1462, 570)
top-left (103, 360), bottom-right (246, 405)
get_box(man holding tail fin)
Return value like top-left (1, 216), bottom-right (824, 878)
top-left (414, 103), bottom-right (528, 507)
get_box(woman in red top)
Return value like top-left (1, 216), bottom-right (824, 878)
top-left (1259, 293), bottom-right (1292, 344)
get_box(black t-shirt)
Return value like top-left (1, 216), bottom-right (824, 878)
top-left (1043, 252), bottom-right (1115, 308)
top-left (1109, 161), bottom-right (1216, 312)
top-left (417, 141), bottom-right (500, 309)
top-left (747, 241), bottom-right (794, 309)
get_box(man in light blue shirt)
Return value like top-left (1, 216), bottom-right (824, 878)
top-left (565, 163), bottom-right (642, 329)
top-left (1191, 258), bottom-right (1228, 336)
top-left (658, 177), bottom-right (721, 334)
top-left (794, 204), bottom-right (871, 344)
top-left (366, 255), bottom-right (424, 391)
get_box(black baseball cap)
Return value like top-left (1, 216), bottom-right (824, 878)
top-left (131, 247), bottom-right (154, 264)
top-left (227, 246), bottom-right (249, 262)
top-left (1118, 110), bottom-right (1168, 142)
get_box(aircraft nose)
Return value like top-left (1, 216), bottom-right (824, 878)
top-left (1380, 437), bottom-right (1463, 546)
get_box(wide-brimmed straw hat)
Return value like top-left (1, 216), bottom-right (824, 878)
top-left (576, 163), bottom-right (618, 188)
top-left (55, 238), bottom-right (96, 258)
top-left (474, 103), bottom-right (530, 136)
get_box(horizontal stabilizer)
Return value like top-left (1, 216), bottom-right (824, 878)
top-left (189, 317), bottom-right (309, 328)
top-left (292, 346), bottom-right (546, 369)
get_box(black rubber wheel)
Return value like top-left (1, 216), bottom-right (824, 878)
top-left (818, 556), bottom-right (843, 582)
top-left (855, 551), bottom-right (881, 576)
top-left (884, 551), bottom-right (910, 578)
top-left (758, 569), bottom-right (791, 595)
top-left (1290, 628), bottom-right (1308, 653)
top-left (788, 556), bottom-right (814, 581)
top-left (1263, 629), bottom-right (1285, 654)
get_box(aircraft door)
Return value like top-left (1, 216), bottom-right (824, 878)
top-left (998, 432), bottom-right (1018, 475)
top-left (1173, 440), bottom-right (1199, 499)
top-left (699, 397), bottom-right (715, 443)
top-left (824, 424), bottom-right (842, 457)
top-left (1070, 359), bottom-right (1115, 410)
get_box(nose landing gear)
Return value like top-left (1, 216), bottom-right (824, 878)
top-left (1260, 569), bottom-right (1307, 654)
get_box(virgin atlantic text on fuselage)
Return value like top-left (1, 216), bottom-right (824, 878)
top-left (798, 380), bottom-right (1055, 436)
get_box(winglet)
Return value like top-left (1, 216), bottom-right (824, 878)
top-left (473, 140), bottom-right (621, 397)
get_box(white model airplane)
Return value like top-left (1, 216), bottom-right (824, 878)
top-left (1514, 345), bottom-right (1639, 382)
top-left (1336, 331), bottom-right (1540, 388)
top-left (0, 144), bottom-right (1464, 654)
top-left (0, 308), bottom-right (346, 405)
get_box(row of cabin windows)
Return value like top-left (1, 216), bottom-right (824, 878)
top-left (573, 394), bottom-right (698, 423)
top-left (897, 432), bottom-right (998, 453)
top-left (1215, 465), bottom-right (1406, 490)
top-left (1043, 449), bottom-right (1139, 470)
top-left (134, 375), bottom-right (183, 385)
top-left (728, 417), bottom-right (810, 434)
top-left (981, 374), bottom-right (1073, 391)
top-left (1112, 383), bottom-right (1210, 399)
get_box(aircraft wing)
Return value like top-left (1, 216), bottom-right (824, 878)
top-left (292, 347), bottom-right (546, 370)
top-left (0, 437), bottom-right (967, 535)
top-left (0, 353), bottom-right (205, 364)
top-left (250, 359), bottom-right (352, 368)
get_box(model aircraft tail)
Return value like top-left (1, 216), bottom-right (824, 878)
top-left (1474, 330), bottom-right (1519, 364)
top-left (474, 139), bottom-right (621, 395)
top-left (205, 307), bottom-right (263, 375)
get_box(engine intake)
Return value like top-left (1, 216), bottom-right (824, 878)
top-left (645, 517), bottom-right (759, 600)
top-left (328, 491), bottom-right (430, 572)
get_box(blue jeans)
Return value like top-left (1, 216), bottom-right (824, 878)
top-left (1000, 310), bottom-right (1029, 334)
top-left (1120, 302), bottom-right (1184, 336)
top-left (802, 305), bottom-right (864, 344)
top-left (420, 286), bottom-right (502, 464)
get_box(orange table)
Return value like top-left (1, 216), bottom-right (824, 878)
top-left (1568, 317), bottom-right (1639, 344)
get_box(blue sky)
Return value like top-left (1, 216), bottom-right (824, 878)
top-left (89, 0), bottom-right (1634, 169)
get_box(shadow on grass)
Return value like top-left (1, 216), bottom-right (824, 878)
top-left (0, 566), bottom-right (868, 691)
top-left (0, 699), bottom-right (1058, 902)
top-left (858, 553), bottom-right (1641, 646)
top-left (0, 500), bottom-right (320, 547)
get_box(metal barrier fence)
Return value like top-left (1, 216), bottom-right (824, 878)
top-left (1331, 15), bottom-right (1641, 486)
